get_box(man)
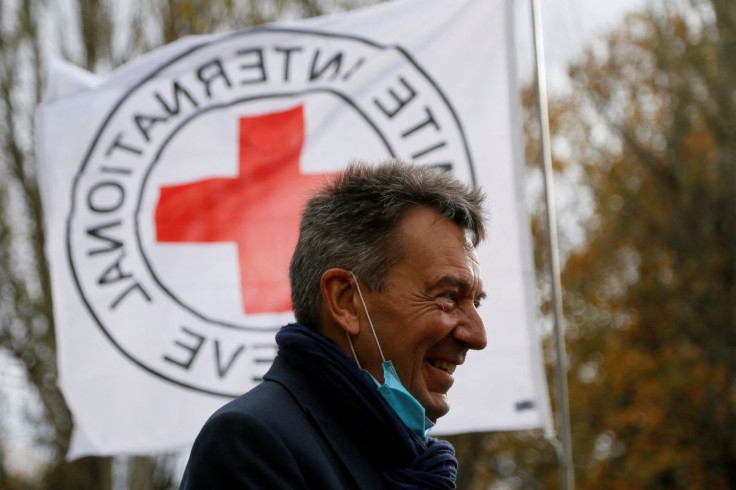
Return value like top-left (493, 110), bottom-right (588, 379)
top-left (180, 160), bottom-right (488, 489)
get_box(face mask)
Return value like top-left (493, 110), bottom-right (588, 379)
top-left (346, 272), bottom-right (434, 437)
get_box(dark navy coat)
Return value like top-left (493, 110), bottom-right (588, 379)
top-left (179, 355), bottom-right (386, 489)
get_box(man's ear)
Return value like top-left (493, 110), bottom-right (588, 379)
top-left (320, 268), bottom-right (360, 336)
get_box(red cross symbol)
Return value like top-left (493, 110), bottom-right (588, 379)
top-left (155, 105), bottom-right (333, 315)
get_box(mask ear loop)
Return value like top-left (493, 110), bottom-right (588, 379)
top-left (346, 271), bottom-right (387, 366)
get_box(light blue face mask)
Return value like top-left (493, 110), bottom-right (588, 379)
top-left (347, 273), bottom-right (434, 437)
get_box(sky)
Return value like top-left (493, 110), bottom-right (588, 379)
top-left (516, 0), bottom-right (647, 89)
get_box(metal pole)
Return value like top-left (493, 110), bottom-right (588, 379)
top-left (529, 0), bottom-right (574, 488)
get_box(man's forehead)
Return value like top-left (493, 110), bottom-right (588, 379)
top-left (427, 245), bottom-right (484, 287)
top-left (390, 207), bottom-right (482, 273)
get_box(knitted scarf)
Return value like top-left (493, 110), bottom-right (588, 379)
top-left (276, 323), bottom-right (457, 489)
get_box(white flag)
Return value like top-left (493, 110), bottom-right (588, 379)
top-left (37, 0), bottom-right (551, 458)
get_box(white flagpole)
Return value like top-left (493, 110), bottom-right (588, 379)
top-left (529, 0), bottom-right (575, 488)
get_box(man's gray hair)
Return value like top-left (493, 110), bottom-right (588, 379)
top-left (289, 159), bottom-right (487, 330)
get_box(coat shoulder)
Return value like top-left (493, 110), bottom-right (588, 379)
top-left (180, 359), bottom-right (381, 489)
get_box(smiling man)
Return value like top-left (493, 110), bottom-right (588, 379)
top-left (180, 160), bottom-right (488, 490)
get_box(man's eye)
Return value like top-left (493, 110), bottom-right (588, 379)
top-left (437, 293), bottom-right (457, 310)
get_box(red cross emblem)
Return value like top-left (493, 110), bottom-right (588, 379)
top-left (154, 105), bottom-right (333, 315)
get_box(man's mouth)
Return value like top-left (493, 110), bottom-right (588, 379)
top-left (427, 359), bottom-right (456, 375)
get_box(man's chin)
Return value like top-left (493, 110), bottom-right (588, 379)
top-left (424, 394), bottom-right (450, 422)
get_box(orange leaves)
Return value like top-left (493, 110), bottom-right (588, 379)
top-left (533, 3), bottom-right (736, 488)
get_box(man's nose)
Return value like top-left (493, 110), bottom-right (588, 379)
top-left (453, 305), bottom-right (487, 350)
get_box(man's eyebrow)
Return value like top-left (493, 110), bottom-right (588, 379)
top-left (431, 275), bottom-right (486, 300)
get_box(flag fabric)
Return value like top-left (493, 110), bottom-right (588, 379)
top-left (37, 0), bottom-right (552, 458)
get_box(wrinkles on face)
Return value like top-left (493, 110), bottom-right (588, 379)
top-left (352, 208), bottom-right (487, 422)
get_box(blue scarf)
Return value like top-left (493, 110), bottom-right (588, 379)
top-left (276, 323), bottom-right (458, 489)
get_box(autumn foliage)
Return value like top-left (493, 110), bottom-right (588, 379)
top-left (450, 2), bottom-right (736, 488)
top-left (560, 3), bottom-right (736, 487)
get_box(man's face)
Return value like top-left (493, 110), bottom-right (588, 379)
top-left (357, 206), bottom-right (487, 421)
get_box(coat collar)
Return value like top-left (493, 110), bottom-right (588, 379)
top-left (265, 355), bottom-right (385, 489)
